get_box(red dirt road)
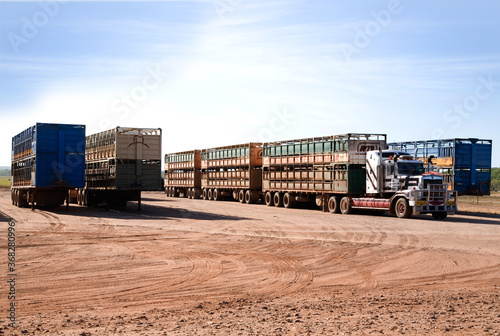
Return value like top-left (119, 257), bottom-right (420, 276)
top-left (1, 190), bottom-right (499, 335)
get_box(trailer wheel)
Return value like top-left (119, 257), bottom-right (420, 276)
top-left (340, 197), bottom-right (352, 215)
top-left (283, 193), bottom-right (295, 208)
top-left (479, 181), bottom-right (490, 196)
top-left (273, 192), bottom-right (283, 207)
top-left (214, 189), bottom-right (222, 201)
top-left (18, 190), bottom-right (26, 208)
top-left (432, 212), bottom-right (448, 220)
top-left (328, 196), bottom-right (340, 213)
top-left (244, 190), bottom-right (250, 204)
top-left (202, 189), bottom-right (208, 200)
top-left (208, 189), bottom-right (214, 201)
top-left (19, 190), bottom-right (24, 207)
top-left (14, 189), bottom-right (19, 207)
top-left (239, 189), bottom-right (245, 203)
top-left (395, 198), bottom-right (412, 218)
top-left (265, 191), bottom-right (274, 206)
top-left (83, 189), bottom-right (88, 207)
top-left (11, 189), bottom-right (15, 205)
top-left (245, 190), bottom-right (258, 204)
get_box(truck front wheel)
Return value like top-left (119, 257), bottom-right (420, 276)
top-left (395, 198), bottom-right (412, 218)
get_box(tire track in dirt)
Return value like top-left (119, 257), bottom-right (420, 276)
top-left (37, 210), bottom-right (66, 233)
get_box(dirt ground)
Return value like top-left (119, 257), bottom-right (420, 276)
top-left (458, 193), bottom-right (500, 215)
top-left (0, 189), bottom-right (499, 336)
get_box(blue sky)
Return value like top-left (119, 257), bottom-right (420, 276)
top-left (1, 0), bottom-right (499, 167)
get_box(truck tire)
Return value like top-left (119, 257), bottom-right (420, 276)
top-left (432, 212), bottom-right (448, 220)
top-left (18, 190), bottom-right (26, 208)
top-left (283, 193), bottom-right (294, 208)
top-left (214, 189), bottom-right (222, 201)
top-left (315, 195), bottom-right (324, 207)
top-left (11, 189), bottom-right (15, 205)
top-left (265, 191), bottom-right (274, 206)
top-left (245, 190), bottom-right (258, 204)
top-left (274, 192), bottom-right (283, 207)
top-left (187, 188), bottom-right (192, 199)
top-left (239, 189), bottom-right (245, 203)
top-left (202, 189), bottom-right (208, 200)
top-left (395, 198), bottom-right (412, 218)
top-left (340, 197), bottom-right (352, 215)
top-left (208, 189), bottom-right (214, 201)
top-left (328, 196), bottom-right (340, 213)
top-left (479, 181), bottom-right (490, 196)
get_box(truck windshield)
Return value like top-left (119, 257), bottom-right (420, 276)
top-left (397, 163), bottom-right (425, 176)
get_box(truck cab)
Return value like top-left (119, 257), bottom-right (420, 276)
top-left (366, 150), bottom-right (457, 219)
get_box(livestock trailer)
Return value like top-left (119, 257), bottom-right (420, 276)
top-left (388, 138), bottom-right (492, 195)
top-left (76, 126), bottom-right (162, 209)
top-left (11, 123), bottom-right (86, 208)
top-left (201, 143), bottom-right (263, 203)
top-left (165, 150), bottom-right (202, 199)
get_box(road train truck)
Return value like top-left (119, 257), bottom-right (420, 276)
top-left (11, 123), bottom-right (86, 209)
top-left (263, 133), bottom-right (457, 219)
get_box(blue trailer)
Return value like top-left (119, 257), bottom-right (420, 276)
top-left (388, 138), bottom-right (492, 195)
top-left (11, 123), bottom-right (86, 209)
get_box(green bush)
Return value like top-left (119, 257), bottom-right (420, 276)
top-left (492, 168), bottom-right (500, 180)
top-left (492, 179), bottom-right (500, 191)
